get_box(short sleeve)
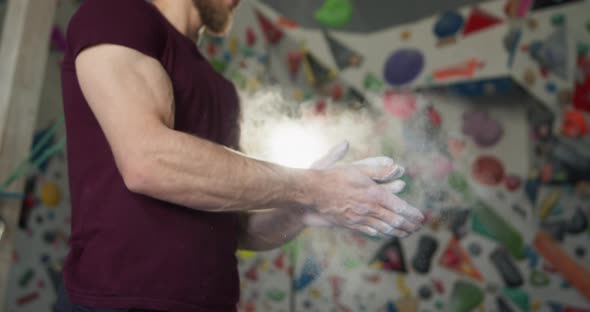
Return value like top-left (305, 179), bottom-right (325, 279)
top-left (67, 0), bottom-right (166, 60)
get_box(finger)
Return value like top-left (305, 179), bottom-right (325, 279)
top-left (360, 217), bottom-right (411, 238)
top-left (354, 160), bottom-right (404, 183)
top-left (378, 193), bottom-right (424, 223)
top-left (311, 141), bottom-right (350, 169)
top-left (350, 224), bottom-right (379, 237)
top-left (382, 180), bottom-right (406, 194)
top-left (367, 206), bottom-right (422, 233)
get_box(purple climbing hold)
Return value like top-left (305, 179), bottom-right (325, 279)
top-left (384, 49), bottom-right (425, 86)
top-left (462, 111), bottom-right (504, 147)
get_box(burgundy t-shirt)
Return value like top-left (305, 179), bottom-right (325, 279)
top-left (60, 0), bottom-right (241, 311)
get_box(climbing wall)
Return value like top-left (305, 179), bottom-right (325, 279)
top-left (2, 0), bottom-right (589, 311)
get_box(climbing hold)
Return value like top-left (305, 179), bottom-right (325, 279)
top-left (542, 220), bottom-right (568, 241)
top-left (427, 106), bottom-right (442, 127)
top-left (439, 238), bottom-right (483, 281)
top-left (364, 73), bottom-right (385, 92)
top-left (287, 51), bottom-right (304, 79)
top-left (529, 270), bottom-right (550, 287)
top-left (561, 110), bottom-right (589, 137)
top-left (497, 296), bottom-right (516, 312)
top-left (539, 190), bottom-right (561, 220)
top-left (371, 237), bottom-right (407, 273)
top-left (468, 242), bottom-right (482, 256)
top-left (575, 246), bottom-right (586, 258)
top-left (383, 91), bottom-right (417, 119)
top-left (447, 209), bottom-right (471, 239)
top-left (396, 276), bottom-right (412, 298)
top-left (255, 10), bottom-right (283, 44)
top-left (530, 28), bottom-right (569, 80)
top-left (502, 287), bottom-right (530, 312)
top-left (324, 31), bottom-right (363, 70)
top-left (16, 292), bottom-right (39, 306)
top-left (40, 181), bottom-right (61, 208)
top-left (303, 52), bottom-right (335, 87)
top-left (448, 172), bottom-right (469, 194)
top-left (294, 256), bottom-right (322, 291)
top-left (551, 14), bottom-right (566, 27)
top-left (462, 7), bottom-right (503, 37)
top-left (19, 269), bottom-right (35, 287)
top-left (472, 155), bottom-right (505, 186)
top-left (418, 285), bottom-right (433, 300)
top-left (490, 247), bottom-right (524, 288)
top-left (462, 111), bottom-right (504, 147)
top-left (432, 279), bottom-right (445, 294)
top-left (448, 281), bottom-right (485, 312)
top-left (412, 235), bottom-right (438, 274)
top-left (266, 289), bottom-right (286, 302)
top-left (246, 27), bottom-right (257, 47)
top-left (472, 201), bottom-right (525, 259)
top-left (395, 296), bottom-right (419, 311)
top-left (434, 11), bottom-right (464, 40)
top-left (314, 0), bottom-right (353, 28)
top-left (383, 49), bottom-right (425, 86)
top-left (504, 174), bottom-right (522, 192)
top-left (535, 231), bottom-right (590, 301)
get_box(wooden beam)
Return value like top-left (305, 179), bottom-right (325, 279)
top-left (0, 0), bottom-right (58, 306)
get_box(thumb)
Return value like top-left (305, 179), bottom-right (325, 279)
top-left (311, 141), bottom-right (350, 169)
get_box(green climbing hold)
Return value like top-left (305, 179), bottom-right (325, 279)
top-left (266, 289), bottom-right (286, 302)
top-left (501, 288), bottom-right (530, 312)
top-left (448, 172), bottom-right (469, 194)
top-left (314, 0), bottom-right (353, 28)
top-left (448, 281), bottom-right (484, 312)
top-left (210, 59), bottom-right (227, 74)
top-left (435, 300), bottom-right (444, 310)
top-left (578, 43), bottom-right (589, 56)
top-left (551, 14), bottom-right (566, 27)
top-left (472, 201), bottom-right (526, 260)
top-left (343, 258), bottom-right (361, 269)
top-left (364, 73), bottom-right (385, 92)
top-left (19, 269), bottom-right (35, 287)
top-left (529, 270), bottom-right (550, 287)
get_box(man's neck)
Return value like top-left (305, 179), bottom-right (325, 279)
top-left (152, 0), bottom-right (203, 42)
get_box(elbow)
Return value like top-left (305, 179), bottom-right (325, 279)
top-left (120, 159), bottom-right (155, 195)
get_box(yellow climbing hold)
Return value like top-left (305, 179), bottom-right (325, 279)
top-left (237, 250), bottom-right (256, 260)
top-left (40, 182), bottom-right (61, 208)
top-left (396, 275), bottom-right (412, 298)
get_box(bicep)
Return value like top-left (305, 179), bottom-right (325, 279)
top-left (75, 45), bottom-right (174, 172)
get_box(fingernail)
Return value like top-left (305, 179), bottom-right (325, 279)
top-left (393, 166), bottom-right (405, 178)
top-left (367, 228), bottom-right (378, 236)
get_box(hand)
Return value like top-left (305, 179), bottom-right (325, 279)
top-left (303, 142), bottom-right (423, 237)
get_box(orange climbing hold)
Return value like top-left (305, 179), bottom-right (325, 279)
top-left (439, 238), bottom-right (483, 281)
top-left (534, 231), bottom-right (590, 301)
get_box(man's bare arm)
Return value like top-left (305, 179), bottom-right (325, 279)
top-left (76, 45), bottom-right (312, 212)
top-left (75, 45), bottom-right (424, 235)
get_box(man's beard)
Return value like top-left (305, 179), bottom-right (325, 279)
top-left (193, 0), bottom-right (233, 36)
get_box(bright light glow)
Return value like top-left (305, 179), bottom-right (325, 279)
top-left (265, 122), bottom-right (329, 168)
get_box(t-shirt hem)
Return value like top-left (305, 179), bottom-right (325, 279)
top-left (67, 287), bottom-right (237, 312)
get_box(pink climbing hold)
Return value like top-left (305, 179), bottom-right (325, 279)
top-left (383, 91), bottom-right (417, 120)
top-left (472, 155), bottom-right (505, 186)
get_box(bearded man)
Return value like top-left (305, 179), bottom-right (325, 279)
top-left (56, 0), bottom-right (423, 311)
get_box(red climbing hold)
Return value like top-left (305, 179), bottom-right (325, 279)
top-left (561, 110), bottom-right (589, 138)
top-left (246, 27), bottom-right (257, 47)
top-left (463, 7), bottom-right (503, 37)
top-left (472, 155), bottom-right (505, 186)
top-left (255, 10), bottom-right (284, 44)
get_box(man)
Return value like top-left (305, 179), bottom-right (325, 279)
top-left (56, 0), bottom-right (424, 311)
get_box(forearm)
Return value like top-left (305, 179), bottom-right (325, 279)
top-left (237, 208), bottom-right (306, 251)
top-left (123, 126), bottom-right (314, 212)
